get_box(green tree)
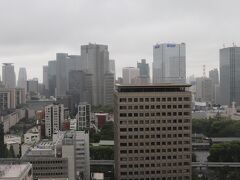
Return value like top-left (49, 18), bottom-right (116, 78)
top-left (208, 141), bottom-right (240, 162)
top-left (100, 121), bottom-right (114, 140)
top-left (90, 146), bottom-right (114, 160)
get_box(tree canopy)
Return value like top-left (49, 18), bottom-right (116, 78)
top-left (192, 118), bottom-right (240, 137)
top-left (208, 141), bottom-right (240, 162)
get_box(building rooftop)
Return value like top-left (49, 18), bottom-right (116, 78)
top-left (116, 84), bottom-right (191, 93)
top-left (0, 163), bottom-right (31, 179)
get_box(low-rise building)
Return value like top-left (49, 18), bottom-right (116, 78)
top-left (0, 162), bottom-right (33, 180)
top-left (4, 135), bottom-right (21, 157)
top-left (24, 127), bottom-right (40, 145)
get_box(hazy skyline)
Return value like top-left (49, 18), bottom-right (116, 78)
top-left (1, 0), bottom-right (240, 82)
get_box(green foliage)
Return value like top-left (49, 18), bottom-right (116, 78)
top-left (208, 141), bottom-right (240, 162)
top-left (90, 146), bottom-right (114, 160)
top-left (90, 121), bottom-right (114, 143)
top-left (100, 121), bottom-right (114, 140)
top-left (90, 132), bottom-right (101, 143)
top-left (192, 118), bottom-right (240, 137)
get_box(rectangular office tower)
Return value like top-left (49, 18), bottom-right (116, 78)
top-left (220, 46), bottom-right (240, 105)
top-left (153, 43), bottom-right (186, 84)
top-left (114, 84), bottom-right (192, 180)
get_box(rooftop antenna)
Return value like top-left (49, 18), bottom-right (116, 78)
top-left (203, 65), bottom-right (206, 78)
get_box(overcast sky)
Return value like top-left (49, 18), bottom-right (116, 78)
top-left (0, 0), bottom-right (240, 82)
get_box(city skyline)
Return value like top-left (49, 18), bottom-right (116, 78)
top-left (1, 0), bottom-right (240, 81)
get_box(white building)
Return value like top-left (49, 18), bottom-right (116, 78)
top-left (24, 127), bottom-right (40, 145)
top-left (45, 104), bottom-right (64, 138)
top-left (69, 118), bottom-right (77, 130)
top-left (122, 67), bottom-right (140, 85)
top-left (153, 43), bottom-right (186, 83)
top-left (75, 131), bottom-right (90, 180)
top-left (0, 162), bottom-right (33, 180)
top-left (76, 103), bottom-right (91, 131)
top-left (2, 63), bottom-right (16, 89)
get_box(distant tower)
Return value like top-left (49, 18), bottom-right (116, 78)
top-left (17, 67), bottom-right (27, 90)
top-left (220, 46), bottom-right (240, 105)
top-left (43, 66), bottom-right (49, 90)
top-left (122, 67), bottom-right (140, 84)
top-left (153, 43), bottom-right (186, 83)
top-left (2, 63), bottom-right (16, 88)
top-left (203, 65), bottom-right (206, 77)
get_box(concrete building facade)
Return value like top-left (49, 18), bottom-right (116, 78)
top-left (114, 84), bottom-right (192, 180)
top-left (45, 104), bottom-right (64, 138)
top-left (76, 103), bottom-right (91, 131)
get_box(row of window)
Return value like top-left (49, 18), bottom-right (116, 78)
top-left (120, 148), bottom-right (191, 154)
top-left (119, 97), bottom-right (190, 103)
top-left (119, 112), bottom-right (190, 117)
top-left (119, 134), bottom-right (190, 139)
top-left (120, 104), bottom-right (191, 110)
top-left (120, 119), bottom-right (190, 124)
top-left (32, 160), bottom-right (65, 164)
top-left (120, 126), bottom-right (190, 132)
top-left (120, 177), bottom-right (190, 180)
top-left (120, 140), bottom-right (191, 146)
top-left (34, 172), bottom-right (65, 176)
top-left (120, 169), bottom-right (190, 176)
top-left (120, 161), bottom-right (190, 168)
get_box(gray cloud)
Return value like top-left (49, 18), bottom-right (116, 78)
top-left (1, 0), bottom-right (240, 81)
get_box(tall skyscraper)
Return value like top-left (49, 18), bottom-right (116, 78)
top-left (153, 43), bottom-right (186, 84)
top-left (114, 84), bottom-right (192, 179)
top-left (81, 43), bottom-right (114, 106)
top-left (56, 53), bottom-right (81, 97)
top-left (220, 46), bottom-right (240, 105)
top-left (48, 60), bottom-right (57, 97)
top-left (122, 67), bottom-right (140, 85)
top-left (45, 103), bottom-right (64, 137)
top-left (137, 59), bottom-right (150, 84)
top-left (2, 63), bottom-right (16, 88)
top-left (43, 66), bottom-right (49, 90)
top-left (56, 53), bottom-right (68, 97)
top-left (76, 103), bottom-right (91, 131)
top-left (68, 70), bottom-right (92, 107)
top-left (209, 68), bottom-right (219, 104)
top-left (17, 67), bottom-right (27, 91)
